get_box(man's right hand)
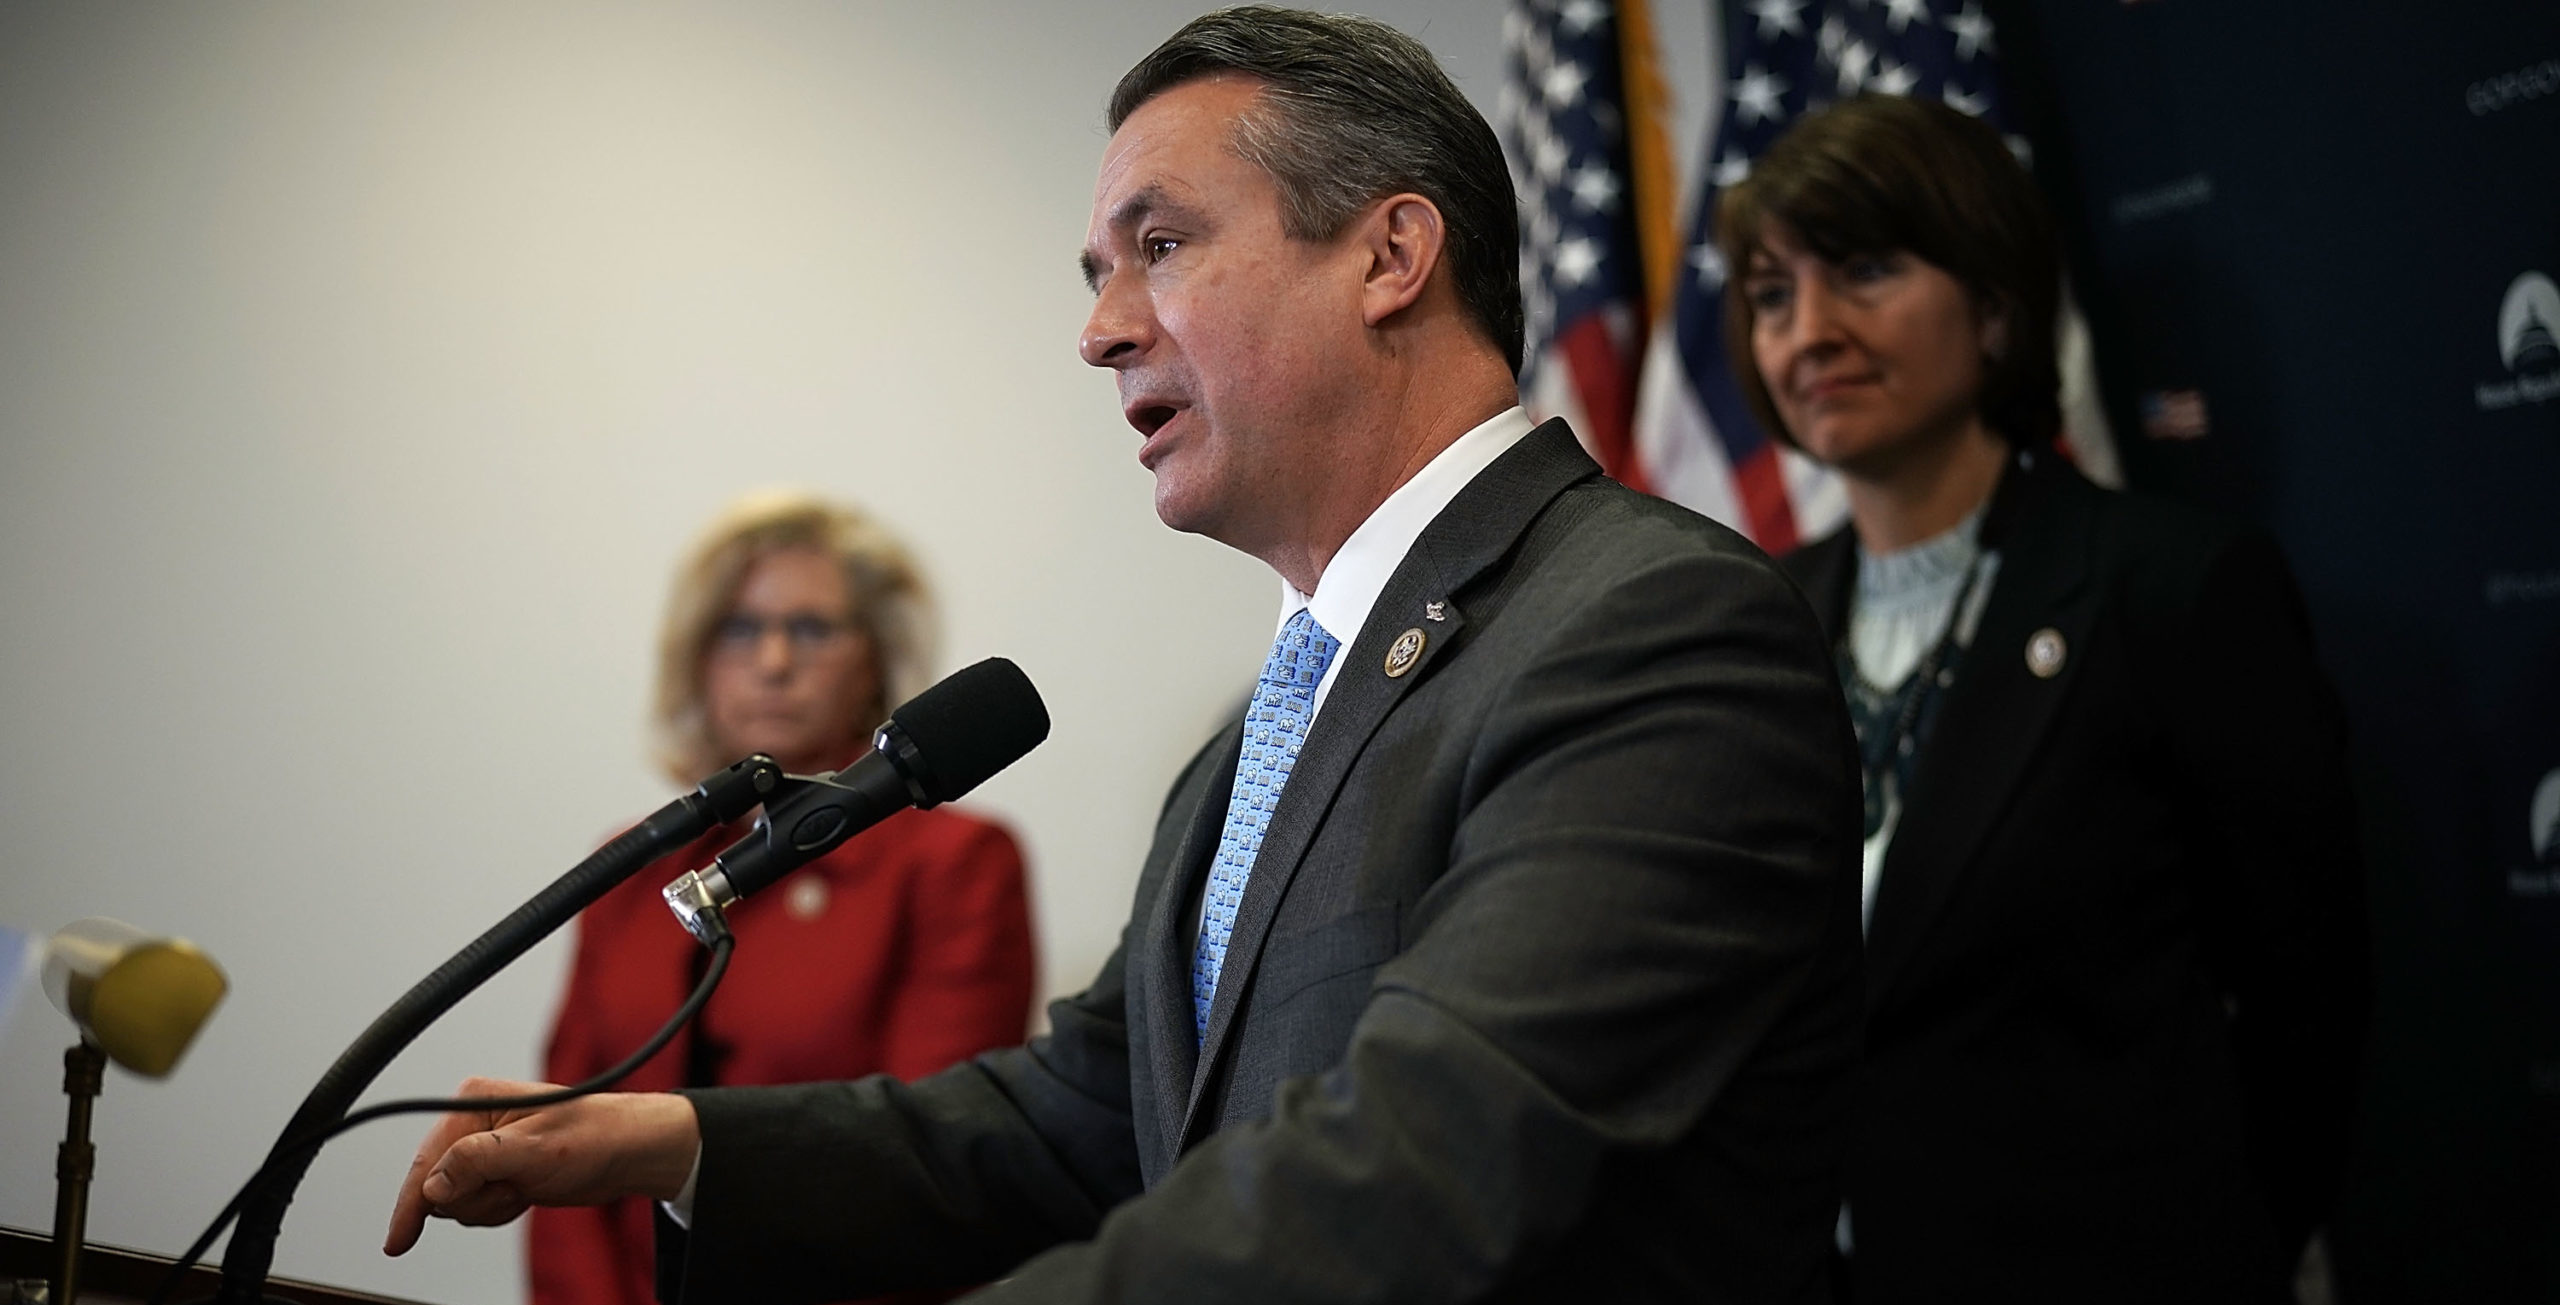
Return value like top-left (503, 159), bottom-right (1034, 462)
top-left (383, 1078), bottom-right (701, 1256)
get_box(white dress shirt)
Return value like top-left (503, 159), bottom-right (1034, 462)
top-left (1284, 404), bottom-right (1537, 718)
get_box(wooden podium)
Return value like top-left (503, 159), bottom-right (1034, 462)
top-left (0, 1227), bottom-right (437, 1305)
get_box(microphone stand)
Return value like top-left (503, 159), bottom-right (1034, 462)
top-left (51, 1039), bottom-right (107, 1305)
top-left (207, 754), bottom-right (783, 1305)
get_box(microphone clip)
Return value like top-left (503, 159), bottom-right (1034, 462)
top-left (660, 867), bottom-right (730, 948)
top-left (659, 749), bottom-right (914, 945)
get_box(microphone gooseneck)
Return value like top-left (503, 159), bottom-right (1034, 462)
top-left (207, 753), bottom-right (783, 1305)
top-left (202, 659), bottom-right (1044, 1304)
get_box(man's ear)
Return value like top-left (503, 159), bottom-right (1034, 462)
top-left (1358, 193), bottom-right (1446, 328)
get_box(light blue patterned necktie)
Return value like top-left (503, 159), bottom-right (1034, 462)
top-left (1192, 608), bottom-right (1342, 1042)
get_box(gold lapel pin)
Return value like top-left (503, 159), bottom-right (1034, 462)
top-left (2025, 627), bottom-right (2067, 679)
top-left (1384, 628), bottom-right (1426, 678)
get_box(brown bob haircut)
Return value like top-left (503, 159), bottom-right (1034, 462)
top-left (1715, 94), bottom-right (2062, 450)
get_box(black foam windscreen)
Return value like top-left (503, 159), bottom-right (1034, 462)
top-left (888, 657), bottom-right (1049, 802)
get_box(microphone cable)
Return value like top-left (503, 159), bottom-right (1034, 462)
top-left (148, 910), bottom-right (736, 1305)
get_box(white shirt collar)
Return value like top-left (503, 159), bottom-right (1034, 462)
top-left (1276, 406), bottom-right (1537, 718)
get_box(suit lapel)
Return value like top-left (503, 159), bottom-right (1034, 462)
top-left (1182, 421), bottom-right (1600, 1137)
top-left (1865, 452), bottom-right (2101, 1002)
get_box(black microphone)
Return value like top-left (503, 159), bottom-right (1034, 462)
top-left (662, 657), bottom-right (1047, 942)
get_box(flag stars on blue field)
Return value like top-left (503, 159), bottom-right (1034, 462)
top-left (1749, 0), bottom-right (1807, 40)
top-left (1527, 204), bottom-right (1562, 254)
top-left (1883, 0), bottom-right (1933, 33)
top-left (1558, 0), bottom-right (1607, 35)
top-left (1714, 0), bottom-right (2007, 185)
top-left (1570, 161), bottom-right (1622, 213)
top-left (1544, 58), bottom-right (1590, 108)
top-left (1531, 127), bottom-right (1573, 183)
top-left (1819, 15), bottom-right (1849, 60)
top-left (1732, 64), bottom-right (1789, 126)
top-left (1835, 41), bottom-right (1876, 94)
top-left (1502, 0), bottom-right (1647, 401)
top-left (1554, 238), bottom-right (1603, 287)
top-left (1948, 3), bottom-right (1994, 59)
top-left (1691, 241), bottom-right (1729, 290)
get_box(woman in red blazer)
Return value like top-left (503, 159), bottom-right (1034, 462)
top-left (532, 492), bottom-right (1036, 1305)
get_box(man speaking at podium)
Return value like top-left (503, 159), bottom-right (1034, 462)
top-left (387, 8), bottom-right (1864, 1300)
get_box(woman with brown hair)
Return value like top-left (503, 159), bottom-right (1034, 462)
top-left (531, 491), bottom-right (1035, 1305)
top-left (1720, 95), bottom-right (2366, 1302)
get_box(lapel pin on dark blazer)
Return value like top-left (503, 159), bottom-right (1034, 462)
top-left (1384, 628), bottom-right (1426, 678)
top-left (2025, 627), bottom-right (2068, 678)
top-left (1425, 600), bottom-right (1447, 621)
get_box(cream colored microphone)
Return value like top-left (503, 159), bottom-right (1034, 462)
top-left (42, 917), bottom-right (227, 1077)
top-left (28, 918), bottom-right (227, 1305)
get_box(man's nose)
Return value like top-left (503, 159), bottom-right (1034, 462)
top-left (1079, 279), bottom-right (1152, 368)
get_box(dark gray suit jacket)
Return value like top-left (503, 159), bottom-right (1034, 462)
top-left (661, 422), bottom-right (1865, 1303)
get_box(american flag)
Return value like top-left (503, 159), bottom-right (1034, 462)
top-left (1500, 0), bottom-right (1679, 491)
top-left (1629, 0), bottom-right (2116, 552)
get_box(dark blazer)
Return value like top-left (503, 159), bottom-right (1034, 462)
top-left (658, 421), bottom-right (1868, 1303)
top-left (1785, 449), bottom-right (2367, 1304)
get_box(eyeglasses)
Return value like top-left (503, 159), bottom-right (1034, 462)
top-left (709, 613), bottom-right (856, 655)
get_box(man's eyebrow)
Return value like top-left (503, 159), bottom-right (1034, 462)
top-left (1107, 183), bottom-right (1177, 233)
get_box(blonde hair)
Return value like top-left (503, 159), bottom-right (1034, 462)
top-left (651, 490), bottom-right (935, 783)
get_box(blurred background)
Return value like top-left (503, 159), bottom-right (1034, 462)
top-left (0, 2), bottom-right (2550, 1303)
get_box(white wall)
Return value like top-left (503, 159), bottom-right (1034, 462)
top-left (0, 4), bottom-right (1710, 1302)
